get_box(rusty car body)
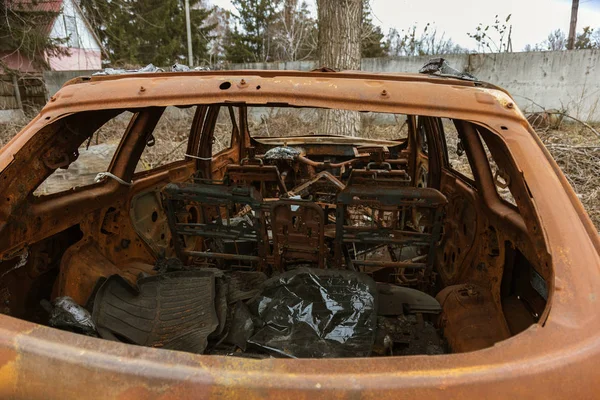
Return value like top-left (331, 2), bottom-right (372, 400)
top-left (0, 69), bottom-right (599, 399)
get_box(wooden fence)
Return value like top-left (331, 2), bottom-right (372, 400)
top-left (0, 74), bottom-right (47, 111)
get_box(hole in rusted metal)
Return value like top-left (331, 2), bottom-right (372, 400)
top-left (219, 82), bottom-right (231, 90)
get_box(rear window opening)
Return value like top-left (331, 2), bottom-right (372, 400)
top-left (246, 106), bottom-right (409, 140)
top-left (0, 103), bottom-right (548, 360)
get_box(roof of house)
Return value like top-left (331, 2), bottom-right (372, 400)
top-left (6, 0), bottom-right (63, 13)
top-left (5, 0), bottom-right (107, 57)
top-left (6, 0), bottom-right (64, 35)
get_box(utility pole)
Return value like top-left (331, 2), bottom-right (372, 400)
top-left (185, 0), bottom-right (193, 66)
top-left (567, 0), bottom-right (579, 50)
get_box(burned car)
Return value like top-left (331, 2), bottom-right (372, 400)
top-left (0, 69), bottom-right (598, 398)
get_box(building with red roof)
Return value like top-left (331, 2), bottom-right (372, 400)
top-left (1, 0), bottom-right (105, 72)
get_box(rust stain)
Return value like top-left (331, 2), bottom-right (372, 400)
top-left (0, 348), bottom-right (18, 397)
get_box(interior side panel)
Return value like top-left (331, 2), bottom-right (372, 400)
top-left (436, 173), bottom-right (479, 286)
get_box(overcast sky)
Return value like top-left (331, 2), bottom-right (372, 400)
top-left (209, 0), bottom-right (600, 51)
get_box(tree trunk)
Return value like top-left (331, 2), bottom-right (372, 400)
top-left (317, 0), bottom-right (363, 137)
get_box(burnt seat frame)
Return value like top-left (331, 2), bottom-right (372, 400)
top-left (163, 182), bottom-right (267, 269)
top-left (269, 199), bottom-right (326, 270)
top-left (346, 164), bottom-right (413, 187)
top-left (225, 162), bottom-right (288, 198)
top-left (334, 176), bottom-right (447, 278)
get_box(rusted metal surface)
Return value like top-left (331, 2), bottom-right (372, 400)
top-left (163, 182), bottom-right (267, 269)
top-left (0, 70), bottom-right (598, 398)
top-left (288, 170), bottom-right (345, 196)
top-left (334, 171), bottom-right (446, 285)
top-left (58, 238), bottom-right (156, 305)
top-left (436, 284), bottom-right (511, 352)
top-left (129, 189), bottom-right (172, 256)
top-left (225, 163), bottom-right (288, 197)
top-left (1, 311), bottom-right (600, 399)
top-left (270, 200), bottom-right (326, 270)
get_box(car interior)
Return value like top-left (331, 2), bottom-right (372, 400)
top-left (0, 103), bottom-right (550, 358)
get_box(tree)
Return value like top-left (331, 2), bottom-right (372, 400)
top-left (524, 29), bottom-right (566, 51)
top-left (0, 0), bottom-right (69, 71)
top-left (523, 27), bottom-right (599, 52)
top-left (205, 6), bottom-right (232, 67)
top-left (574, 26), bottom-right (598, 49)
top-left (593, 29), bottom-right (600, 48)
top-left (317, 0), bottom-right (362, 70)
top-left (223, 0), bottom-right (387, 64)
top-left (387, 23), bottom-right (466, 56)
top-left (546, 29), bottom-right (568, 51)
top-left (224, 0), bottom-right (281, 63)
top-left (272, 0), bottom-right (317, 62)
top-left (317, 0), bottom-right (362, 136)
top-left (467, 14), bottom-right (513, 53)
top-left (361, 3), bottom-right (387, 58)
top-left (79, 0), bottom-right (215, 67)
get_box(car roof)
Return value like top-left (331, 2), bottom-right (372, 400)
top-left (63, 69), bottom-right (506, 94)
top-left (43, 69), bottom-right (523, 128)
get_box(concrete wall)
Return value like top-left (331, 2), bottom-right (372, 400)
top-left (361, 54), bottom-right (470, 75)
top-left (469, 51), bottom-right (600, 120)
top-left (44, 70), bottom-right (99, 98)
top-left (229, 50), bottom-right (600, 121)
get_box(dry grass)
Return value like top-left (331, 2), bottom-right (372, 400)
top-left (538, 122), bottom-right (600, 228)
top-left (248, 108), bottom-right (408, 140)
top-left (2, 109), bottom-right (600, 230)
top-left (0, 112), bottom-right (32, 148)
top-left (137, 107), bottom-right (195, 169)
top-left (249, 108), bottom-right (320, 137)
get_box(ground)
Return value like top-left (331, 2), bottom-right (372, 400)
top-left (1, 110), bottom-right (599, 230)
